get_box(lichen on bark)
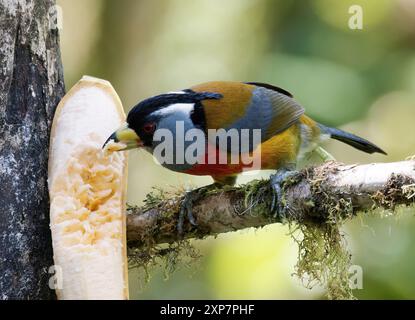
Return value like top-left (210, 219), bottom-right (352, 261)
top-left (0, 0), bottom-right (65, 299)
top-left (126, 160), bottom-right (415, 299)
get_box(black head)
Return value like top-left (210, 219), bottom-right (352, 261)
top-left (125, 90), bottom-right (222, 147)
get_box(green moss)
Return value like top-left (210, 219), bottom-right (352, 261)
top-left (371, 174), bottom-right (415, 211)
top-left (243, 179), bottom-right (272, 218)
top-left (285, 164), bottom-right (354, 300)
top-left (142, 187), bottom-right (167, 209)
top-left (128, 168), bottom-right (415, 299)
top-left (128, 187), bottom-right (202, 282)
top-left (129, 239), bottom-right (201, 284)
top-left (290, 222), bottom-right (354, 300)
top-left (129, 172), bottom-right (357, 299)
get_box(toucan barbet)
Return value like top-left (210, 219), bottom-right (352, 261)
top-left (104, 81), bottom-right (386, 232)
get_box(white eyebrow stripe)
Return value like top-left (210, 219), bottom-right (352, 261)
top-left (154, 103), bottom-right (195, 116)
top-left (167, 91), bottom-right (186, 94)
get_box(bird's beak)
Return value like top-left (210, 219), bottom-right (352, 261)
top-left (103, 124), bottom-right (143, 151)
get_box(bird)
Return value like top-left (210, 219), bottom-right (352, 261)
top-left (104, 81), bottom-right (386, 233)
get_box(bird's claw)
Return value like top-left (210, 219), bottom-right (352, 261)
top-left (270, 169), bottom-right (298, 220)
top-left (177, 191), bottom-right (198, 235)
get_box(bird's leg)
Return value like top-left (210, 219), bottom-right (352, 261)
top-left (314, 146), bottom-right (336, 162)
top-left (177, 191), bottom-right (197, 235)
top-left (177, 183), bottom-right (219, 235)
top-left (270, 166), bottom-right (299, 220)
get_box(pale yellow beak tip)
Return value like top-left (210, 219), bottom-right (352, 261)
top-left (103, 126), bottom-right (141, 151)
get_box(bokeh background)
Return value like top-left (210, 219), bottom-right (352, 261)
top-left (57, 0), bottom-right (415, 299)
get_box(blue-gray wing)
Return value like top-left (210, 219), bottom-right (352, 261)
top-left (209, 85), bottom-right (304, 153)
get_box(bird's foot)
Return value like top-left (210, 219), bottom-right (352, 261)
top-left (177, 191), bottom-right (198, 236)
top-left (177, 184), bottom-right (218, 235)
top-left (270, 169), bottom-right (299, 220)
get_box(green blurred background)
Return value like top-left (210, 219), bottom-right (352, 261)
top-left (57, 0), bottom-right (415, 299)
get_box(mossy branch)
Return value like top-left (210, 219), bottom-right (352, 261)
top-left (126, 160), bottom-right (415, 249)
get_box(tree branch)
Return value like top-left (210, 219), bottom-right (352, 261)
top-left (126, 160), bottom-right (415, 249)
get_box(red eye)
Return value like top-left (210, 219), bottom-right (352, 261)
top-left (143, 122), bottom-right (156, 134)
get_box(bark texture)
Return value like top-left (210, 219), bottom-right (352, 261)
top-left (0, 0), bottom-right (64, 299)
top-left (127, 160), bottom-right (415, 249)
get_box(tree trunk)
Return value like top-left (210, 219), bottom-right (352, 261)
top-left (0, 0), bottom-right (64, 299)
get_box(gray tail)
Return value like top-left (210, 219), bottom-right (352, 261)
top-left (318, 124), bottom-right (387, 155)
